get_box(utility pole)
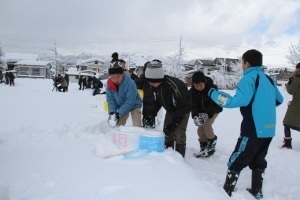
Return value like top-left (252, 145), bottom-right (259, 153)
top-left (49, 40), bottom-right (58, 77)
top-left (176, 36), bottom-right (182, 69)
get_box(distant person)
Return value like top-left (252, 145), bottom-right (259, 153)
top-left (209, 49), bottom-right (283, 198)
top-left (189, 71), bottom-right (222, 158)
top-left (64, 73), bottom-right (69, 92)
top-left (82, 76), bottom-right (87, 90)
top-left (281, 62), bottom-right (300, 149)
top-left (145, 60), bottom-right (192, 158)
top-left (92, 75), bottom-right (103, 96)
top-left (0, 71), bottom-right (3, 84)
top-left (5, 72), bottom-right (9, 85)
top-left (78, 76), bottom-right (83, 90)
top-left (55, 74), bottom-right (68, 92)
top-left (130, 69), bottom-right (138, 80)
top-left (135, 61), bottom-right (155, 128)
top-left (106, 61), bottom-right (142, 127)
top-left (8, 72), bottom-right (15, 86)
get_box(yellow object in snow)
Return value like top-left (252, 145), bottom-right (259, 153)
top-left (104, 101), bottom-right (108, 111)
top-left (138, 89), bottom-right (144, 99)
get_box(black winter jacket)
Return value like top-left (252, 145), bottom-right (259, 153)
top-left (189, 77), bottom-right (222, 118)
top-left (151, 75), bottom-right (192, 123)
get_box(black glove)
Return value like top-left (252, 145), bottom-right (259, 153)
top-left (142, 116), bottom-right (155, 128)
top-left (115, 112), bottom-right (120, 123)
top-left (163, 121), bottom-right (179, 136)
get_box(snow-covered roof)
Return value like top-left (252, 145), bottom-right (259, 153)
top-left (3, 53), bottom-right (39, 62)
top-left (76, 58), bottom-right (105, 65)
top-left (15, 60), bottom-right (51, 66)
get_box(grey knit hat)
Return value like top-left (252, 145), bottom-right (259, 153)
top-left (145, 60), bottom-right (165, 82)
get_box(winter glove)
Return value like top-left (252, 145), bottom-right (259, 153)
top-left (142, 116), bottom-right (155, 128)
top-left (163, 121), bottom-right (179, 137)
top-left (108, 112), bottom-right (121, 127)
top-left (193, 113), bottom-right (209, 127)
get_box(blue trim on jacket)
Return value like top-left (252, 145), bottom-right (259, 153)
top-left (209, 67), bottom-right (283, 138)
top-left (106, 73), bottom-right (142, 117)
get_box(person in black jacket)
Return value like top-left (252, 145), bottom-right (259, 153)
top-left (92, 75), bottom-right (103, 96)
top-left (189, 71), bottom-right (222, 158)
top-left (135, 61), bottom-right (155, 128)
top-left (145, 60), bottom-right (192, 157)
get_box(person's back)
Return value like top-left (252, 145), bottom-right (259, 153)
top-left (209, 49), bottom-right (283, 198)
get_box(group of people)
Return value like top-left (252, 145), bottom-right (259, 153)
top-left (53, 73), bottom-right (69, 92)
top-left (104, 50), bottom-right (299, 198)
top-left (0, 71), bottom-right (15, 86)
top-left (78, 75), bottom-right (104, 96)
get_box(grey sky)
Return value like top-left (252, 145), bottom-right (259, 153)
top-left (1, 0), bottom-right (300, 66)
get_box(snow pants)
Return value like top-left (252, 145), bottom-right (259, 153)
top-left (227, 136), bottom-right (272, 172)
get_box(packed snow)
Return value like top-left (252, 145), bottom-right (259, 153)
top-left (0, 78), bottom-right (299, 200)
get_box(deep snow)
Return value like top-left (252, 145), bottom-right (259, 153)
top-left (0, 78), bottom-right (299, 200)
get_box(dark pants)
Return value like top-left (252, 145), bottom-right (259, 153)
top-left (93, 86), bottom-right (102, 96)
top-left (58, 86), bottom-right (67, 92)
top-left (227, 136), bottom-right (272, 172)
top-left (164, 112), bottom-right (190, 146)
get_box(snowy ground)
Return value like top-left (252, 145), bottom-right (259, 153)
top-left (0, 78), bottom-right (299, 200)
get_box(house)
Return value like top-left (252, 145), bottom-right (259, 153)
top-left (76, 58), bottom-right (105, 74)
top-left (66, 67), bottom-right (104, 84)
top-left (14, 60), bottom-right (53, 79)
top-left (3, 53), bottom-right (39, 71)
top-left (184, 59), bottom-right (217, 86)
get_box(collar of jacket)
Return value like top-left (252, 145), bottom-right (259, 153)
top-left (243, 66), bottom-right (262, 75)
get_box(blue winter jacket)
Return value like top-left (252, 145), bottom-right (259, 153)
top-left (209, 67), bottom-right (283, 138)
top-left (106, 73), bottom-right (142, 117)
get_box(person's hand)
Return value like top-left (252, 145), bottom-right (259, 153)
top-left (163, 122), bottom-right (178, 136)
top-left (142, 116), bottom-right (155, 128)
top-left (193, 113), bottom-right (208, 127)
top-left (108, 112), bottom-right (120, 127)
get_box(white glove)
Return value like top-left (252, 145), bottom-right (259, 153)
top-left (193, 113), bottom-right (209, 127)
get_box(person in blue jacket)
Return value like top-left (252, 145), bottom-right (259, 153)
top-left (106, 61), bottom-right (142, 127)
top-left (208, 49), bottom-right (283, 198)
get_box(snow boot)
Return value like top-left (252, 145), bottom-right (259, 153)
top-left (223, 170), bottom-right (240, 197)
top-left (281, 137), bottom-right (292, 149)
top-left (194, 142), bottom-right (208, 158)
top-left (195, 136), bottom-right (217, 158)
top-left (247, 169), bottom-right (264, 199)
top-left (175, 143), bottom-right (186, 158)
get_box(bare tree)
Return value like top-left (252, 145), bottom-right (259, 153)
top-left (286, 37), bottom-right (300, 65)
top-left (162, 47), bottom-right (186, 82)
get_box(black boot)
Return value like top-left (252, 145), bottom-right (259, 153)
top-left (223, 170), bottom-right (240, 197)
top-left (207, 135), bottom-right (217, 156)
top-left (247, 169), bottom-right (264, 199)
top-left (194, 142), bottom-right (208, 158)
top-left (175, 143), bottom-right (186, 158)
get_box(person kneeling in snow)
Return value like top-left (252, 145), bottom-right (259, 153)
top-left (106, 61), bottom-right (142, 127)
top-left (189, 71), bottom-right (222, 158)
top-left (209, 49), bottom-right (283, 198)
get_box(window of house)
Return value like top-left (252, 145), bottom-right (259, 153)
top-left (81, 66), bottom-right (87, 70)
top-left (19, 67), bottom-right (29, 75)
top-left (32, 68), bottom-right (40, 75)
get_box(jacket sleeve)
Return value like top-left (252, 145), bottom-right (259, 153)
top-left (106, 87), bottom-right (117, 114)
top-left (209, 76), bottom-right (255, 108)
top-left (118, 81), bottom-right (139, 117)
top-left (286, 78), bottom-right (300, 96)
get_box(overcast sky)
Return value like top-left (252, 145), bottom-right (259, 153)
top-left (1, 0), bottom-right (300, 67)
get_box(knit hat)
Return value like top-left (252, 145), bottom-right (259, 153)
top-left (242, 49), bottom-right (263, 67)
top-left (108, 61), bottom-right (124, 75)
top-left (192, 71), bottom-right (206, 83)
top-left (296, 63), bottom-right (300, 69)
top-left (145, 60), bottom-right (165, 82)
top-left (111, 52), bottom-right (119, 62)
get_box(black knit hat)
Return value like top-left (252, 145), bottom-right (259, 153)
top-left (111, 52), bottom-right (119, 62)
top-left (192, 71), bottom-right (206, 83)
top-left (108, 61), bottom-right (124, 75)
top-left (296, 63), bottom-right (300, 69)
top-left (242, 49), bottom-right (263, 67)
